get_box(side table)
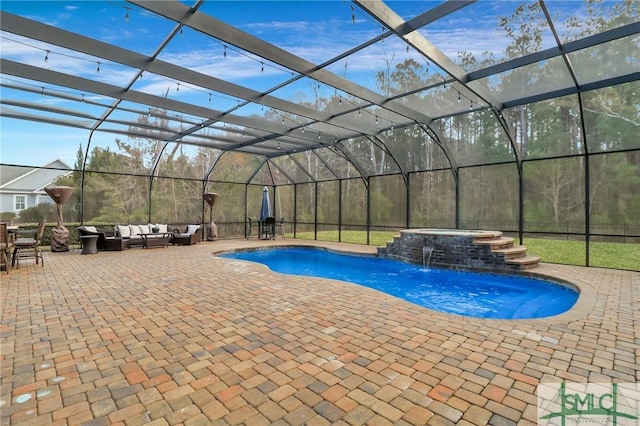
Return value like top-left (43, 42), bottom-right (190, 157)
top-left (80, 235), bottom-right (99, 255)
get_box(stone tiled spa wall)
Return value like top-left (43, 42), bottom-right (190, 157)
top-left (377, 230), bottom-right (520, 272)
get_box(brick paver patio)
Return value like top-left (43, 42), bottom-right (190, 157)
top-left (1, 239), bottom-right (638, 425)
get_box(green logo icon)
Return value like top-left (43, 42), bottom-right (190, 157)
top-left (538, 383), bottom-right (639, 425)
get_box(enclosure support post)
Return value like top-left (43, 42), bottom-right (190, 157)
top-left (584, 154), bottom-right (591, 266)
top-left (519, 165), bottom-right (524, 245)
top-left (244, 184), bottom-right (249, 238)
top-left (147, 176), bottom-right (153, 223)
top-left (80, 132), bottom-right (96, 225)
top-left (293, 184), bottom-right (298, 238)
top-left (314, 182), bottom-right (318, 240)
top-left (578, 93), bottom-right (591, 267)
top-left (338, 180), bottom-right (343, 243)
top-left (366, 177), bottom-right (371, 245)
top-left (454, 171), bottom-right (460, 229)
top-left (492, 108), bottom-right (523, 243)
top-left (406, 173), bottom-right (411, 229)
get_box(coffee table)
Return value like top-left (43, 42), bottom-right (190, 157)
top-left (140, 232), bottom-right (171, 248)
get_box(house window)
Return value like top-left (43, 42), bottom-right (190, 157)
top-left (14, 195), bottom-right (26, 211)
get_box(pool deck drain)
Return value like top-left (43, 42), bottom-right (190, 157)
top-left (1, 238), bottom-right (638, 425)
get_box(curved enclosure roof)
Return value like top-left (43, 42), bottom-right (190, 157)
top-left (1, 0), bottom-right (638, 185)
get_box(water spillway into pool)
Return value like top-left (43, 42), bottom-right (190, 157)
top-left (218, 247), bottom-right (579, 320)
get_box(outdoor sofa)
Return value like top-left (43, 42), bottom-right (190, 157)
top-left (115, 224), bottom-right (171, 248)
top-left (78, 223), bottom-right (201, 251)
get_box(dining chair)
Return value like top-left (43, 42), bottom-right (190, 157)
top-left (275, 217), bottom-right (285, 239)
top-left (11, 219), bottom-right (46, 269)
top-left (0, 222), bottom-right (14, 273)
top-left (246, 217), bottom-right (253, 239)
top-left (263, 217), bottom-right (276, 240)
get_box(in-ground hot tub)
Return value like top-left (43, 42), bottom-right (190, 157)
top-left (378, 228), bottom-right (539, 271)
top-left (408, 229), bottom-right (501, 237)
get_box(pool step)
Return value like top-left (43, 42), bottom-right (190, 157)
top-left (491, 245), bottom-right (527, 259)
top-left (505, 255), bottom-right (542, 270)
top-left (474, 236), bottom-right (514, 250)
top-left (475, 238), bottom-right (540, 270)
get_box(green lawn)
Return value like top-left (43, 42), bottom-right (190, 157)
top-left (293, 230), bottom-right (639, 271)
top-left (524, 238), bottom-right (640, 271)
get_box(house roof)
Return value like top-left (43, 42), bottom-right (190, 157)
top-left (0, 159), bottom-right (71, 192)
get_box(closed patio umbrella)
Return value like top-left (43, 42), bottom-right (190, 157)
top-left (260, 186), bottom-right (272, 221)
top-left (259, 187), bottom-right (274, 239)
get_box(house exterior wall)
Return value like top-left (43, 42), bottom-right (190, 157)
top-left (0, 193), bottom-right (54, 213)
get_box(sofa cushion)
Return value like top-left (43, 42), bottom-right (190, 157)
top-left (156, 223), bottom-right (168, 233)
top-left (129, 225), bottom-right (141, 236)
top-left (116, 224), bottom-right (131, 238)
top-left (84, 226), bottom-right (97, 233)
top-left (139, 224), bottom-right (150, 234)
top-left (187, 224), bottom-right (200, 235)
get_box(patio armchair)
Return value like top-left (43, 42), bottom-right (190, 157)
top-left (11, 219), bottom-right (45, 269)
top-left (169, 224), bottom-right (201, 245)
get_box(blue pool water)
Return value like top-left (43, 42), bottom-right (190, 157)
top-left (219, 247), bottom-right (578, 319)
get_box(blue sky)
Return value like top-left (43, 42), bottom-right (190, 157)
top-left (0, 0), bottom-right (593, 167)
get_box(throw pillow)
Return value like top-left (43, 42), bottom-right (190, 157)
top-left (116, 225), bottom-right (131, 238)
top-left (139, 224), bottom-right (150, 234)
top-left (156, 223), bottom-right (168, 233)
top-left (84, 226), bottom-right (97, 233)
top-left (129, 225), bottom-right (141, 236)
top-left (186, 224), bottom-right (200, 235)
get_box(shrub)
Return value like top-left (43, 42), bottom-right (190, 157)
top-left (0, 211), bottom-right (17, 222)
top-left (16, 203), bottom-right (57, 224)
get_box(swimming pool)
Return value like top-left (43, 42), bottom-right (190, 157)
top-left (218, 247), bottom-right (579, 319)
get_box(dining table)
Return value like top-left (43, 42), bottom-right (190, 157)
top-left (7, 226), bottom-right (18, 242)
